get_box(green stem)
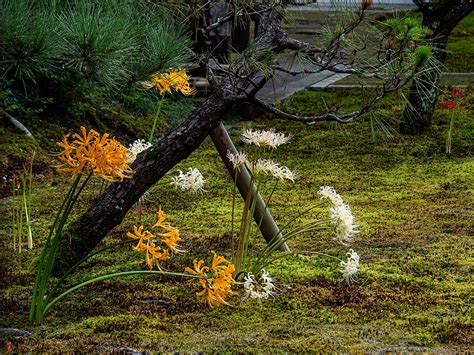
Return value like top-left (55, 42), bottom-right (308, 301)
top-left (45, 239), bottom-right (136, 305)
top-left (26, 151), bottom-right (35, 249)
top-left (35, 175), bottom-right (83, 324)
top-left (41, 271), bottom-right (205, 321)
top-left (33, 172), bottom-right (91, 324)
top-left (30, 175), bottom-right (81, 322)
top-left (149, 93), bottom-right (166, 143)
top-left (12, 178), bottom-right (18, 251)
top-left (22, 173), bottom-right (32, 249)
top-left (235, 175), bottom-right (254, 275)
top-left (446, 111), bottom-right (454, 154)
top-left (231, 169), bottom-right (238, 263)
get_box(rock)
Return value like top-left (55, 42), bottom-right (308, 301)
top-left (0, 328), bottom-right (32, 337)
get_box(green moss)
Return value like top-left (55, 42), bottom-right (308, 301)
top-left (445, 12), bottom-right (474, 72)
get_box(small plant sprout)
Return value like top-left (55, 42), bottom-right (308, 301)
top-left (170, 167), bottom-right (205, 192)
top-left (243, 269), bottom-right (278, 301)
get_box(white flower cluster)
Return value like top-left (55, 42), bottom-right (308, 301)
top-left (226, 151), bottom-right (248, 170)
top-left (241, 129), bottom-right (291, 149)
top-left (170, 167), bottom-right (205, 192)
top-left (340, 249), bottom-right (360, 283)
top-left (127, 139), bottom-right (152, 163)
top-left (318, 186), bottom-right (344, 206)
top-left (251, 159), bottom-right (296, 182)
top-left (243, 269), bottom-right (278, 300)
top-left (318, 186), bottom-right (358, 245)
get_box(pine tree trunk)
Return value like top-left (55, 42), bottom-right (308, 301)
top-left (53, 90), bottom-right (236, 273)
top-left (52, 5), bottom-right (292, 274)
top-left (399, 36), bottom-right (448, 135)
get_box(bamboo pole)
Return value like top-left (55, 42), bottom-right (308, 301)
top-left (210, 122), bottom-right (290, 252)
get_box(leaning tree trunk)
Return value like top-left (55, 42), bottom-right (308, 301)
top-left (400, 1), bottom-right (473, 135)
top-left (53, 89), bottom-right (236, 273)
top-left (53, 4), bottom-right (293, 274)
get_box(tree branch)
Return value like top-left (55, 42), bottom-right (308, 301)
top-left (253, 97), bottom-right (365, 124)
top-left (0, 109), bottom-right (34, 137)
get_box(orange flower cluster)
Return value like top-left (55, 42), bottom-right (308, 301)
top-left (185, 252), bottom-right (235, 307)
top-left (144, 69), bottom-right (195, 96)
top-left (56, 126), bottom-right (133, 182)
top-left (127, 208), bottom-right (184, 270)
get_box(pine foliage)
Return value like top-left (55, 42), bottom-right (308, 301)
top-left (0, 0), bottom-right (191, 94)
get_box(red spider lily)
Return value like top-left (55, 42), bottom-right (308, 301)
top-left (22, 161), bottom-right (31, 172)
top-left (452, 87), bottom-right (463, 98)
top-left (13, 175), bottom-right (20, 190)
top-left (441, 100), bottom-right (456, 110)
top-left (4, 341), bottom-right (15, 351)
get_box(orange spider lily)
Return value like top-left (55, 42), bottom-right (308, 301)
top-left (56, 127), bottom-right (133, 182)
top-left (185, 252), bottom-right (235, 307)
top-left (144, 69), bottom-right (196, 96)
top-left (152, 207), bottom-right (172, 230)
top-left (128, 208), bottom-right (184, 270)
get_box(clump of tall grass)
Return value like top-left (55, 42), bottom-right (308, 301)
top-left (11, 151), bottom-right (35, 251)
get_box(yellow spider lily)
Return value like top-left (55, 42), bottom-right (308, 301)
top-left (185, 252), bottom-right (235, 307)
top-left (56, 127), bottom-right (133, 182)
top-left (128, 208), bottom-right (184, 270)
top-left (144, 69), bottom-right (196, 96)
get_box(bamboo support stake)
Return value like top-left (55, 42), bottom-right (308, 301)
top-left (210, 122), bottom-right (290, 252)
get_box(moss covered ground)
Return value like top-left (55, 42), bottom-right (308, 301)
top-left (445, 12), bottom-right (474, 73)
top-left (1, 86), bottom-right (473, 352)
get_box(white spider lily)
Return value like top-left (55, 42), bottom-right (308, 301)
top-left (243, 269), bottom-right (278, 300)
top-left (318, 186), bottom-right (359, 245)
top-left (340, 249), bottom-right (360, 283)
top-left (226, 151), bottom-right (248, 170)
top-left (241, 128), bottom-right (291, 149)
top-left (170, 168), bottom-right (205, 192)
top-left (127, 139), bottom-right (152, 163)
top-left (250, 159), bottom-right (296, 182)
top-left (318, 186), bottom-right (344, 206)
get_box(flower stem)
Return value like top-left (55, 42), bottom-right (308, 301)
top-left (149, 93), bottom-right (166, 143)
top-left (42, 271), bottom-right (205, 321)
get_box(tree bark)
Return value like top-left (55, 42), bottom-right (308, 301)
top-left (54, 89), bottom-right (236, 273)
top-left (400, 1), bottom-right (473, 135)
